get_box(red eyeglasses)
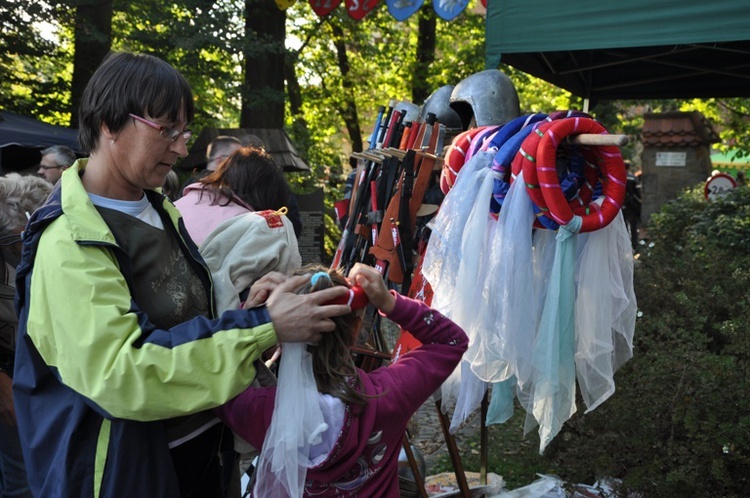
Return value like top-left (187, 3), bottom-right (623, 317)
top-left (129, 114), bottom-right (193, 143)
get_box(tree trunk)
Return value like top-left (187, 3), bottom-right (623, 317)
top-left (330, 23), bottom-right (363, 153)
top-left (70, 0), bottom-right (113, 127)
top-left (412, 6), bottom-right (436, 106)
top-left (285, 54), bottom-right (312, 154)
top-left (242, 0), bottom-right (286, 129)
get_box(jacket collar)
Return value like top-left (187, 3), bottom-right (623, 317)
top-left (56, 158), bottom-right (117, 244)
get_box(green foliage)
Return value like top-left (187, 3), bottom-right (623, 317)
top-left (283, 2), bottom-right (488, 259)
top-left (5, 1), bottom-right (749, 262)
top-left (0, 1), bottom-right (71, 122)
top-left (539, 185), bottom-right (750, 496)
top-left (112, 0), bottom-right (244, 131)
top-left (684, 98), bottom-right (750, 160)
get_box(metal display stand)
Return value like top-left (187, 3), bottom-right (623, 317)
top-left (342, 97), bottom-right (630, 498)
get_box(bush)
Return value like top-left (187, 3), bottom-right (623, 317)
top-left (543, 185), bottom-right (750, 497)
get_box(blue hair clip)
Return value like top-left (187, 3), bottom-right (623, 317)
top-left (310, 271), bottom-right (332, 287)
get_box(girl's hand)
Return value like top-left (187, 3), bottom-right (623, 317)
top-left (348, 263), bottom-right (395, 314)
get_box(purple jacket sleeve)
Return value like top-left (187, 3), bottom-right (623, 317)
top-left (216, 384), bottom-right (275, 450)
top-left (368, 292), bottom-right (468, 419)
top-left (216, 292), bottom-right (468, 446)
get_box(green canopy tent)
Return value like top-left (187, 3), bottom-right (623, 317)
top-left (711, 149), bottom-right (750, 177)
top-left (485, 0), bottom-right (750, 101)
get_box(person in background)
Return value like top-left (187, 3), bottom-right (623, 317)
top-left (241, 133), bottom-right (303, 238)
top-left (176, 146), bottom-right (292, 247)
top-left (217, 263), bottom-right (468, 497)
top-left (12, 51), bottom-right (350, 498)
top-left (37, 144), bottom-right (76, 184)
top-left (179, 138), bottom-right (302, 497)
top-left (180, 135), bottom-right (243, 192)
top-left (183, 134), bottom-right (302, 238)
top-left (622, 161), bottom-right (641, 251)
top-left (162, 168), bottom-right (182, 201)
top-left (1, 173), bottom-right (52, 498)
top-left (207, 136), bottom-right (243, 172)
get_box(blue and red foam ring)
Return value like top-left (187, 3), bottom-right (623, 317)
top-left (440, 127), bottom-right (488, 194)
top-left (516, 117), bottom-right (605, 230)
top-left (327, 285), bottom-right (369, 310)
top-left (440, 132), bottom-right (469, 193)
top-left (536, 118), bottom-right (627, 233)
top-left (466, 125), bottom-right (501, 161)
top-left (489, 114), bottom-right (549, 214)
top-left (547, 110), bottom-right (592, 121)
top-left (517, 121), bottom-right (560, 229)
top-left (534, 118), bottom-right (617, 228)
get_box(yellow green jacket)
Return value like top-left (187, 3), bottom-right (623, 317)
top-left (13, 162), bottom-right (277, 497)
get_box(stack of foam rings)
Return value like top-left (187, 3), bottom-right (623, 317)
top-left (440, 126), bottom-right (492, 194)
top-left (487, 113), bottom-right (548, 216)
top-left (511, 116), bottom-right (627, 233)
top-left (490, 111), bottom-right (589, 221)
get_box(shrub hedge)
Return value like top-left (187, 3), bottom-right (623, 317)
top-left (542, 185), bottom-right (750, 497)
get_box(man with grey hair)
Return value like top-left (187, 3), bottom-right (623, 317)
top-left (37, 145), bottom-right (76, 184)
top-left (206, 135), bottom-right (242, 172)
top-left (1, 173), bottom-right (52, 498)
top-left (180, 135), bottom-right (243, 194)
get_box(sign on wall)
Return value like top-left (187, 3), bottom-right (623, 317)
top-left (296, 188), bottom-right (325, 264)
top-left (655, 152), bottom-right (687, 167)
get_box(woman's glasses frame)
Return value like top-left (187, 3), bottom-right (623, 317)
top-left (128, 113), bottom-right (192, 143)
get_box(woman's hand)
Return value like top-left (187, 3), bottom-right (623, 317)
top-left (243, 272), bottom-right (288, 309)
top-left (348, 263), bottom-right (395, 314)
top-left (266, 275), bottom-right (350, 343)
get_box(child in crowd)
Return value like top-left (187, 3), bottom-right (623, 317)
top-left (217, 263), bottom-right (468, 497)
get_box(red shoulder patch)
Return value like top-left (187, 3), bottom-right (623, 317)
top-left (256, 210), bottom-right (285, 229)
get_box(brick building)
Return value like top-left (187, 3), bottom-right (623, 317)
top-left (640, 111), bottom-right (720, 222)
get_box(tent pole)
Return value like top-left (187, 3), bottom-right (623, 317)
top-left (583, 98), bottom-right (590, 113)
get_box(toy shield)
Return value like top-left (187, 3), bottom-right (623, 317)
top-left (432, 0), bottom-right (469, 20)
top-left (386, 0), bottom-right (424, 21)
top-left (346, 0), bottom-right (380, 20)
top-left (310, 0), bottom-right (343, 17)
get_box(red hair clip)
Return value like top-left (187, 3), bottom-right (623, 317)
top-left (327, 285), bottom-right (369, 310)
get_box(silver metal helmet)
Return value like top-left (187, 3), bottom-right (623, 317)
top-left (393, 101), bottom-right (421, 124)
top-left (449, 69), bottom-right (520, 129)
top-left (418, 85), bottom-right (463, 132)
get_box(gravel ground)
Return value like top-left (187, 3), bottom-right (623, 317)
top-left (409, 398), bottom-right (482, 474)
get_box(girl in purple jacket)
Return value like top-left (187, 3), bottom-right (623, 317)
top-left (217, 263), bottom-right (468, 497)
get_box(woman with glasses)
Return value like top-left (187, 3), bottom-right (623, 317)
top-left (0, 173), bottom-right (51, 498)
top-left (11, 51), bottom-right (350, 498)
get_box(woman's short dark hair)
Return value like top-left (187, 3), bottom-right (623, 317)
top-left (200, 146), bottom-right (290, 211)
top-left (78, 51), bottom-right (195, 154)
